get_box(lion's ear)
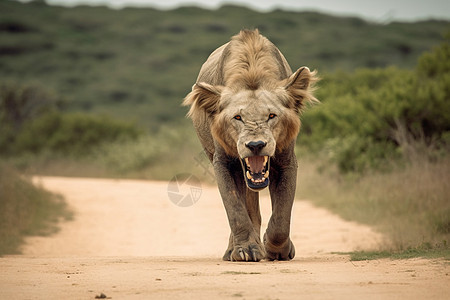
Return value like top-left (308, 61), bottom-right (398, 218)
top-left (283, 66), bottom-right (318, 113)
top-left (183, 82), bottom-right (223, 117)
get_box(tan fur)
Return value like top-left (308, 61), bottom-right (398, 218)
top-left (183, 29), bottom-right (318, 157)
top-left (182, 29), bottom-right (319, 262)
top-left (282, 67), bottom-right (319, 113)
top-left (224, 29), bottom-right (281, 90)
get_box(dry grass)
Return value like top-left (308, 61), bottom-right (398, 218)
top-left (0, 163), bottom-right (72, 255)
top-left (296, 154), bottom-right (450, 253)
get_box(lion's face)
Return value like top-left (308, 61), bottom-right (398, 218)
top-left (211, 88), bottom-right (302, 191)
top-left (184, 67), bottom-right (317, 191)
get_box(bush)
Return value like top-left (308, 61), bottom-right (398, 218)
top-left (0, 82), bottom-right (142, 157)
top-left (15, 112), bottom-right (142, 156)
top-left (91, 125), bottom-right (204, 180)
top-left (299, 39), bottom-right (450, 172)
top-left (93, 135), bottom-right (163, 173)
top-left (0, 81), bottom-right (61, 155)
top-left (413, 37), bottom-right (450, 140)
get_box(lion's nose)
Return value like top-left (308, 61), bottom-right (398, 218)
top-left (245, 140), bottom-right (267, 155)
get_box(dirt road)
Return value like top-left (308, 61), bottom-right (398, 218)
top-left (0, 177), bottom-right (448, 299)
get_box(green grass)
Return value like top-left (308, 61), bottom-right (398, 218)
top-left (0, 162), bottom-right (72, 255)
top-left (336, 240), bottom-right (449, 260)
top-left (347, 244), bottom-right (450, 262)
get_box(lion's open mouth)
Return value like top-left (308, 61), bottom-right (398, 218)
top-left (241, 156), bottom-right (270, 190)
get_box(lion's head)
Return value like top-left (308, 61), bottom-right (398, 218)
top-left (184, 66), bottom-right (317, 191)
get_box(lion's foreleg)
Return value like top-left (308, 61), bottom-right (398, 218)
top-left (213, 147), bottom-right (265, 262)
top-left (245, 189), bottom-right (262, 238)
top-left (265, 144), bottom-right (297, 260)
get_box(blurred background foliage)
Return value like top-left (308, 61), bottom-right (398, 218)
top-left (0, 0), bottom-right (448, 176)
top-left (0, 0), bottom-right (449, 255)
top-left (300, 38), bottom-right (450, 172)
top-left (0, 0), bottom-right (448, 130)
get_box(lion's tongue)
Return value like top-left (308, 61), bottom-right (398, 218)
top-left (248, 156), bottom-right (265, 173)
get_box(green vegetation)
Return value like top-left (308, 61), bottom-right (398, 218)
top-left (343, 243), bottom-right (450, 261)
top-left (297, 40), bottom-right (450, 259)
top-left (0, 81), bottom-right (145, 176)
top-left (0, 162), bottom-right (72, 255)
top-left (0, 1), bottom-right (448, 258)
top-left (0, 0), bottom-right (448, 129)
top-left (300, 38), bottom-right (450, 173)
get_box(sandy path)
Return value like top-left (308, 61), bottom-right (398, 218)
top-left (0, 176), bottom-right (448, 299)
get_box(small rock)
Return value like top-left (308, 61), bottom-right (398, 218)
top-left (95, 293), bottom-right (108, 299)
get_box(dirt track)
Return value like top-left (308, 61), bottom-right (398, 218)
top-left (0, 177), bottom-right (448, 299)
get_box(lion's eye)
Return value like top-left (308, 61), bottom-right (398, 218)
top-left (233, 115), bottom-right (242, 121)
top-left (268, 113), bottom-right (277, 120)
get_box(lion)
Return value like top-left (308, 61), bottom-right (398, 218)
top-left (183, 29), bottom-right (318, 261)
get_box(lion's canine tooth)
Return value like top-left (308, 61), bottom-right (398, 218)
top-left (245, 157), bottom-right (249, 165)
top-left (263, 170), bottom-right (269, 178)
top-left (264, 156), bottom-right (268, 165)
top-left (246, 170), bottom-right (252, 180)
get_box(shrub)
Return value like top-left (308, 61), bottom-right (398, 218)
top-left (93, 135), bottom-right (163, 173)
top-left (15, 112), bottom-right (142, 156)
top-left (299, 39), bottom-right (450, 172)
top-left (0, 82), bottom-right (61, 155)
top-left (0, 82), bottom-right (142, 157)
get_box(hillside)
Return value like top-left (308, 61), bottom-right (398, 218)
top-left (0, 0), bottom-right (448, 129)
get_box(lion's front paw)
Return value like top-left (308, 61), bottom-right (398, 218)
top-left (223, 240), bottom-right (266, 262)
top-left (264, 234), bottom-right (295, 261)
top-left (232, 243), bottom-right (266, 262)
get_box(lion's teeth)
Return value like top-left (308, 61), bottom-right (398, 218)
top-left (264, 170), bottom-right (269, 178)
top-left (245, 157), bottom-right (249, 165)
top-left (246, 170), bottom-right (252, 180)
top-left (264, 156), bottom-right (268, 165)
